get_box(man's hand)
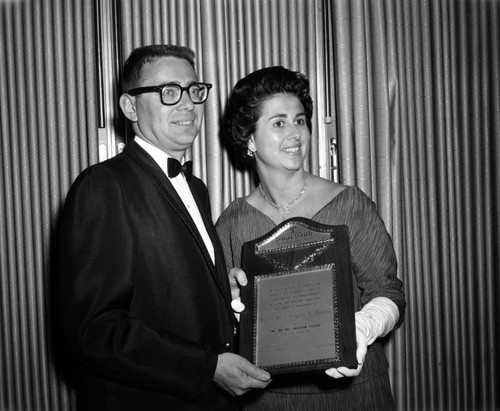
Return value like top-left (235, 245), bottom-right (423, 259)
top-left (325, 320), bottom-right (368, 378)
top-left (214, 352), bottom-right (271, 396)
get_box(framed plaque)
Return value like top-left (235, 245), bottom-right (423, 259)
top-left (240, 217), bottom-right (357, 376)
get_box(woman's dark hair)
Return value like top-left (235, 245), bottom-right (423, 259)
top-left (222, 66), bottom-right (313, 162)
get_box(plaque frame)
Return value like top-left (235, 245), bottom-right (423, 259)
top-left (240, 217), bottom-right (357, 376)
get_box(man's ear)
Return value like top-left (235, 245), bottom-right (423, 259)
top-left (119, 94), bottom-right (138, 122)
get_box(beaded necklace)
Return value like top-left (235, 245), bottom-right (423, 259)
top-left (258, 175), bottom-right (308, 221)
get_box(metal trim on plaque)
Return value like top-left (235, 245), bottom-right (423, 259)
top-left (255, 220), bottom-right (336, 254)
top-left (240, 217), bottom-right (357, 376)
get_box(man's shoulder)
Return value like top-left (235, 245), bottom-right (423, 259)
top-left (73, 151), bottom-right (129, 182)
top-left (75, 141), bottom-right (148, 179)
top-left (65, 147), bottom-right (147, 203)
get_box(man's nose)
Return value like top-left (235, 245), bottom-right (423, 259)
top-left (176, 90), bottom-right (194, 110)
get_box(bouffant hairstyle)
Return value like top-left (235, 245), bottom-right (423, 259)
top-left (222, 66), bottom-right (313, 162)
top-left (121, 44), bottom-right (196, 92)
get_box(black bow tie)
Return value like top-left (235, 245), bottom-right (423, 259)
top-left (167, 157), bottom-right (193, 180)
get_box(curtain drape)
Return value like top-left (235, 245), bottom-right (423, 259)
top-left (0, 1), bottom-right (498, 410)
top-left (331, 1), bottom-right (499, 410)
top-left (116, 0), bottom-right (333, 217)
top-left (0, 1), bottom-right (98, 410)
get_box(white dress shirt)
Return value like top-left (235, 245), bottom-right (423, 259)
top-left (135, 137), bottom-right (215, 263)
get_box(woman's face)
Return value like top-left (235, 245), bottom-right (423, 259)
top-left (251, 93), bottom-right (310, 173)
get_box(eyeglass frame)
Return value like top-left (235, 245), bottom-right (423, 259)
top-left (126, 82), bottom-right (213, 106)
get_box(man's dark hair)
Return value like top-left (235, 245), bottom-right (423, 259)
top-left (121, 44), bottom-right (196, 92)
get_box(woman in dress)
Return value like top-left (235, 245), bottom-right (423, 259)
top-left (216, 66), bottom-right (406, 411)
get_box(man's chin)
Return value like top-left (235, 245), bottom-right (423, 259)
top-left (179, 131), bottom-right (199, 143)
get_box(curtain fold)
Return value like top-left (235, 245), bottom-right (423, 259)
top-left (118, 0), bottom-right (327, 217)
top-left (0, 1), bottom-right (99, 410)
top-left (330, 1), bottom-right (499, 410)
top-left (1, 1), bottom-right (498, 410)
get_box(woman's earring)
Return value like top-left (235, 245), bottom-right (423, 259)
top-left (247, 141), bottom-right (256, 157)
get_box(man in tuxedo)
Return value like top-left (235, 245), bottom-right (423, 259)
top-left (57, 44), bottom-right (270, 411)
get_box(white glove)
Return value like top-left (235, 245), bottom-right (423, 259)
top-left (355, 297), bottom-right (399, 345)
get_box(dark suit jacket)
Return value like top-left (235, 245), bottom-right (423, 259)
top-left (57, 141), bottom-right (237, 410)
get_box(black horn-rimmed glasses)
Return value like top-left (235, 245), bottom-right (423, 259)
top-left (126, 82), bottom-right (212, 105)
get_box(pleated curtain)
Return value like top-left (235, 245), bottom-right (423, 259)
top-left (0, 1), bottom-right (498, 410)
top-left (0, 1), bottom-right (99, 410)
top-left (332, 2), bottom-right (499, 410)
top-left (116, 0), bottom-right (332, 216)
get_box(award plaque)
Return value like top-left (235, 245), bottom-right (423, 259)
top-left (240, 217), bottom-right (357, 376)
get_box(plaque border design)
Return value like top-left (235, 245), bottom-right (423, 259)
top-left (255, 219), bottom-right (336, 255)
top-left (240, 217), bottom-right (357, 376)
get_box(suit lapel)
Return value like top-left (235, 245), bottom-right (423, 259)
top-left (189, 179), bottom-right (228, 274)
top-left (188, 180), bottom-right (232, 299)
top-left (124, 142), bottom-right (231, 302)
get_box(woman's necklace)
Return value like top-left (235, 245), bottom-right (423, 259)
top-left (258, 175), bottom-right (308, 221)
